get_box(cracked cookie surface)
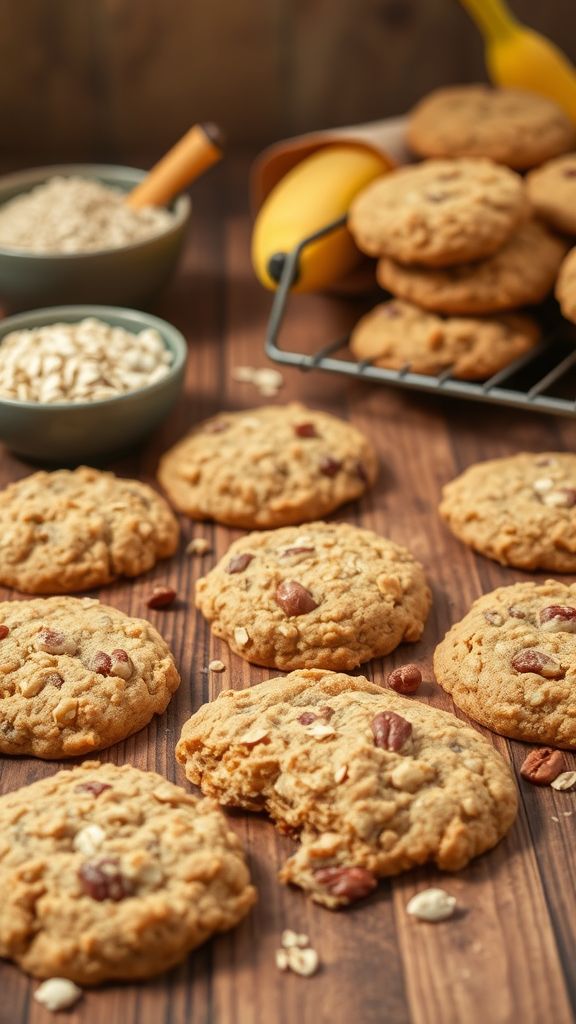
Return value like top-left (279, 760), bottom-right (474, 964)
top-left (0, 762), bottom-right (255, 982)
top-left (157, 403), bottom-right (378, 529)
top-left (0, 596), bottom-right (180, 758)
top-left (350, 300), bottom-right (539, 380)
top-left (408, 85), bottom-right (575, 169)
top-left (0, 466), bottom-right (179, 595)
top-left (348, 158), bottom-right (528, 267)
top-left (195, 521), bottom-right (431, 670)
top-left (440, 452), bottom-right (576, 571)
top-left (176, 670), bottom-right (517, 908)
top-left (376, 221), bottom-right (567, 315)
top-left (434, 580), bottom-right (576, 748)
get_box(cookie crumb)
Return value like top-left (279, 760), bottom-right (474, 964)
top-left (281, 929), bottom-right (309, 948)
top-left (406, 888), bottom-right (457, 922)
top-left (208, 659), bottom-right (226, 673)
top-left (276, 939), bottom-right (319, 977)
top-left (34, 978), bottom-right (83, 1012)
top-left (231, 365), bottom-right (284, 397)
top-left (276, 949), bottom-right (290, 971)
top-left (186, 538), bottom-right (212, 556)
top-left (551, 770), bottom-right (576, 791)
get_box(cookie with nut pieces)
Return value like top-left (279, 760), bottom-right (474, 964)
top-left (407, 85), bottom-right (575, 169)
top-left (0, 761), bottom-right (255, 982)
top-left (195, 521), bottom-right (431, 670)
top-left (350, 300), bottom-right (540, 380)
top-left (157, 403), bottom-right (378, 529)
top-left (0, 466), bottom-right (179, 594)
top-left (556, 246), bottom-right (576, 324)
top-left (0, 596), bottom-right (180, 758)
top-left (348, 158), bottom-right (528, 267)
top-left (176, 670), bottom-right (517, 909)
top-left (434, 580), bottom-right (576, 748)
top-left (440, 452), bottom-right (576, 571)
top-left (376, 221), bottom-right (567, 316)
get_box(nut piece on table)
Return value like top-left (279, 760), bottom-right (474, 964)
top-left (146, 584), bottom-right (177, 609)
top-left (406, 887), bottom-right (457, 922)
top-left (520, 747), bottom-right (565, 785)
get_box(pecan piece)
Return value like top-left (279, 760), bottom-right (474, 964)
top-left (74, 781), bottom-right (112, 798)
top-left (276, 580), bottom-right (318, 616)
top-left (0, 625), bottom-right (9, 640)
top-left (35, 628), bottom-right (76, 656)
top-left (147, 585), bottom-right (177, 609)
top-left (541, 488), bottom-right (576, 508)
top-left (110, 649), bottom-right (133, 680)
top-left (297, 705), bottom-right (334, 725)
top-left (539, 605), bottom-right (576, 633)
top-left (372, 711), bottom-right (412, 751)
top-left (314, 866), bottom-right (377, 902)
top-left (520, 747), bottom-right (565, 785)
top-left (387, 664), bottom-right (422, 695)
top-left (226, 553), bottom-right (254, 574)
top-left (294, 422), bottom-right (318, 438)
top-left (282, 545), bottom-right (315, 558)
top-left (45, 672), bottom-right (64, 688)
top-left (90, 651), bottom-right (112, 676)
top-left (484, 610), bottom-right (504, 626)
top-left (78, 857), bottom-right (133, 901)
top-left (298, 712), bottom-right (318, 725)
top-left (511, 649), bottom-right (564, 679)
top-left (319, 455), bottom-right (342, 477)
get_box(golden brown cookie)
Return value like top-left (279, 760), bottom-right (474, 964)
top-left (157, 404), bottom-right (378, 529)
top-left (434, 580), bottom-right (576, 748)
top-left (408, 85), bottom-right (575, 169)
top-left (350, 300), bottom-right (540, 380)
top-left (527, 154), bottom-right (576, 235)
top-left (0, 596), bottom-right (180, 758)
top-left (176, 670), bottom-right (518, 908)
top-left (0, 466), bottom-right (179, 595)
top-left (556, 245), bottom-right (576, 323)
top-left (0, 762), bottom-right (255, 982)
top-left (440, 452), bottom-right (576, 571)
top-left (195, 521), bottom-right (431, 670)
top-left (348, 158), bottom-right (529, 267)
top-left (376, 221), bottom-right (567, 315)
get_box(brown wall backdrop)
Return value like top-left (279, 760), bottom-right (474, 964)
top-left (0, 0), bottom-right (575, 164)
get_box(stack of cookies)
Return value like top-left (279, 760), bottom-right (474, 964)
top-left (347, 85), bottom-right (575, 380)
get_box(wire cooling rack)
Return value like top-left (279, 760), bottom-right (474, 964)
top-left (264, 216), bottom-right (576, 418)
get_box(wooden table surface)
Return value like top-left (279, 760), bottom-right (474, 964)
top-left (1, 158), bottom-right (575, 1024)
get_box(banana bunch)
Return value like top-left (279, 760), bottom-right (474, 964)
top-left (251, 145), bottom-right (390, 293)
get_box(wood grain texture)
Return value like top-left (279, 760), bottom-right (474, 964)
top-left (0, 0), bottom-right (575, 159)
top-left (0, 158), bottom-right (575, 1024)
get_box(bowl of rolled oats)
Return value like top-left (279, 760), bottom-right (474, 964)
top-left (0, 305), bottom-right (187, 462)
top-left (0, 164), bottom-right (190, 311)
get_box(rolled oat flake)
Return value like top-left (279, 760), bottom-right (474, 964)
top-left (406, 887), bottom-right (457, 922)
top-left (34, 977), bottom-right (83, 1011)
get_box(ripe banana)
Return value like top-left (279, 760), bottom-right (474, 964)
top-left (251, 145), bottom-right (390, 293)
top-left (460, 0), bottom-right (576, 122)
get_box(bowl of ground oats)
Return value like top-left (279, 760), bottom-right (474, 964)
top-left (0, 305), bottom-right (187, 462)
top-left (0, 165), bottom-right (190, 311)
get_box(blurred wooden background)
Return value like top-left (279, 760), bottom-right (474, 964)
top-left (0, 0), bottom-right (575, 163)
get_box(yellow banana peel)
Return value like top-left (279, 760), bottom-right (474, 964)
top-left (460, 0), bottom-right (576, 122)
top-left (251, 145), bottom-right (390, 293)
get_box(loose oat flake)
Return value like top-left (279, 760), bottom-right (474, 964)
top-left (34, 977), bottom-right (83, 1011)
top-left (406, 888), bottom-right (457, 922)
top-left (208, 659), bottom-right (226, 673)
top-left (551, 771), bottom-right (576, 791)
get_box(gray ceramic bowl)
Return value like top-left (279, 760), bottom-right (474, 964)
top-left (0, 164), bottom-right (190, 311)
top-left (0, 305), bottom-right (187, 463)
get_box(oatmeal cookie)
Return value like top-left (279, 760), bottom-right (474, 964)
top-left (348, 158), bottom-right (528, 266)
top-left (0, 762), bottom-right (255, 982)
top-left (408, 85), bottom-right (575, 169)
top-left (440, 452), bottom-right (576, 571)
top-left (556, 246), bottom-right (576, 323)
top-left (157, 404), bottom-right (378, 529)
top-left (434, 579), bottom-right (576, 748)
top-left (350, 300), bottom-right (539, 380)
top-left (176, 671), bottom-right (517, 908)
top-left (195, 521), bottom-right (431, 670)
top-left (0, 466), bottom-right (179, 595)
top-left (376, 221), bottom-right (567, 315)
top-left (527, 154), bottom-right (576, 235)
top-left (0, 596), bottom-right (180, 758)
